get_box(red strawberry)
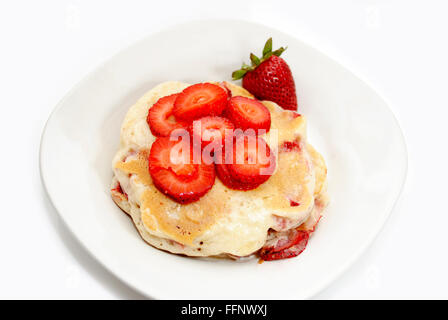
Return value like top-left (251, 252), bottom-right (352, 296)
top-left (227, 135), bottom-right (275, 185)
top-left (232, 38), bottom-right (298, 111)
top-left (147, 94), bottom-right (189, 137)
top-left (227, 96), bottom-right (271, 133)
top-left (190, 116), bottom-right (235, 147)
top-left (149, 137), bottom-right (215, 204)
top-left (173, 83), bottom-right (228, 121)
top-left (215, 148), bottom-right (262, 191)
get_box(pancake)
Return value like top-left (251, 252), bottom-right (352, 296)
top-left (111, 81), bottom-right (328, 258)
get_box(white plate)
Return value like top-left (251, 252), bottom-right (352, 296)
top-left (40, 20), bottom-right (407, 299)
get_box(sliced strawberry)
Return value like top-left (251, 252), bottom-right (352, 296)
top-left (190, 116), bottom-right (235, 147)
top-left (215, 149), bottom-right (261, 191)
top-left (149, 137), bottom-right (196, 176)
top-left (147, 94), bottom-right (189, 137)
top-left (150, 166), bottom-right (215, 204)
top-left (227, 135), bottom-right (275, 185)
top-left (149, 137), bottom-right (215, 203)
top-left (218, 81), bottom-right (232, 99)
top-left (259, 213), bottom-right (323, 261)
top-left (260, 235), bottom-right (309, 260)
top-left (173, 83), bottom-right (228, 121)
top-left (268, 229), bottom-right (304, 252)
top-left (227, 96), bottom-right (271, 133)
top-left (259, 229), bottom-right (309, 261)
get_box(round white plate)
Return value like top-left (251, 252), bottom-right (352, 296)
top-left (40, 20), bottom-right (407, 299)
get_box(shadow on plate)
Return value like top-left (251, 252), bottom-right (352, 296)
top-left (41, 187), bottom-right (146, 299)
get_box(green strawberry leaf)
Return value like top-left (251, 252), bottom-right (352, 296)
top-left (262, 51), bottom-right (273, 60)
top-left (232, 69), bottom-right (248, 80)
top-left (262, 37), bottom-right (273, 56)
top-left (272, 46), bottom-right (286, 57)
top-left (250, 53), bottom-right (260, 66)
top-left (241, 63), bottom-right (252, 70)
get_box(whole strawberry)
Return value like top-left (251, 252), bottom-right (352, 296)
top-left (232, 38), bottom-right (298, 111)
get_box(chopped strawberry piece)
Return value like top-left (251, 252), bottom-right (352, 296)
top-left (112, 182), bottom-right (123, 194)
top-left (227, 135), bottom-right (275, 185)
top-left (173, 83), bottom-right (228, 121)
top-left (259, 229), bottom-right (309, 261)
top-left (190, 116), bottom-right (235, 147)
top-left (289, 199), bottom-right (300, 207)
top-left (280, 141), bottom-right (301, 152)
top-left (149, 137), bottom-right (215, 203)
top-left (227, 96), bottom-right (271, 133)
top-left (215, 149), bottom-right (262, 191)
top-left (111, 182), bottom-right (128, 200)
top-left (147, 94), bottom-right (189, 137)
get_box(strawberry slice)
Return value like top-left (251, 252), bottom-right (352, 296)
top-left (215, 149), bottom-right (261, 191)
top-left (190, 116), bottom-right (235, 147)
top-left (227, 96), bottom-right (271, 133)
top-left (173, 83), bottom-right (228, 121)
top-left (150, 167), bottom-right (215, 204)
top-left (227, 135), bottom-right (275, 185)
top-left (147, 94), bottom-right (189, 137)
top-left (268, 229), bottom-right (304, 252)
top-left (259, 229), bottom-right (309, 261)
top-left (259, 213), bottom-right (323, 261)
top-left (218, 81), bottom-right (232, 99)
top-left (149, 137), bottom-right (196, 176)
top-left (149, 137), bottom-right (215, 203)
top-left (260, 232), bottom-right (309, 261)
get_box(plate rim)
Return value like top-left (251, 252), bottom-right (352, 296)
top-left (39, 18), bottom-right (408, 299)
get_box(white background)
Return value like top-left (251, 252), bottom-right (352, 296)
top-left (1, 0), bottom-right (447, 299)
